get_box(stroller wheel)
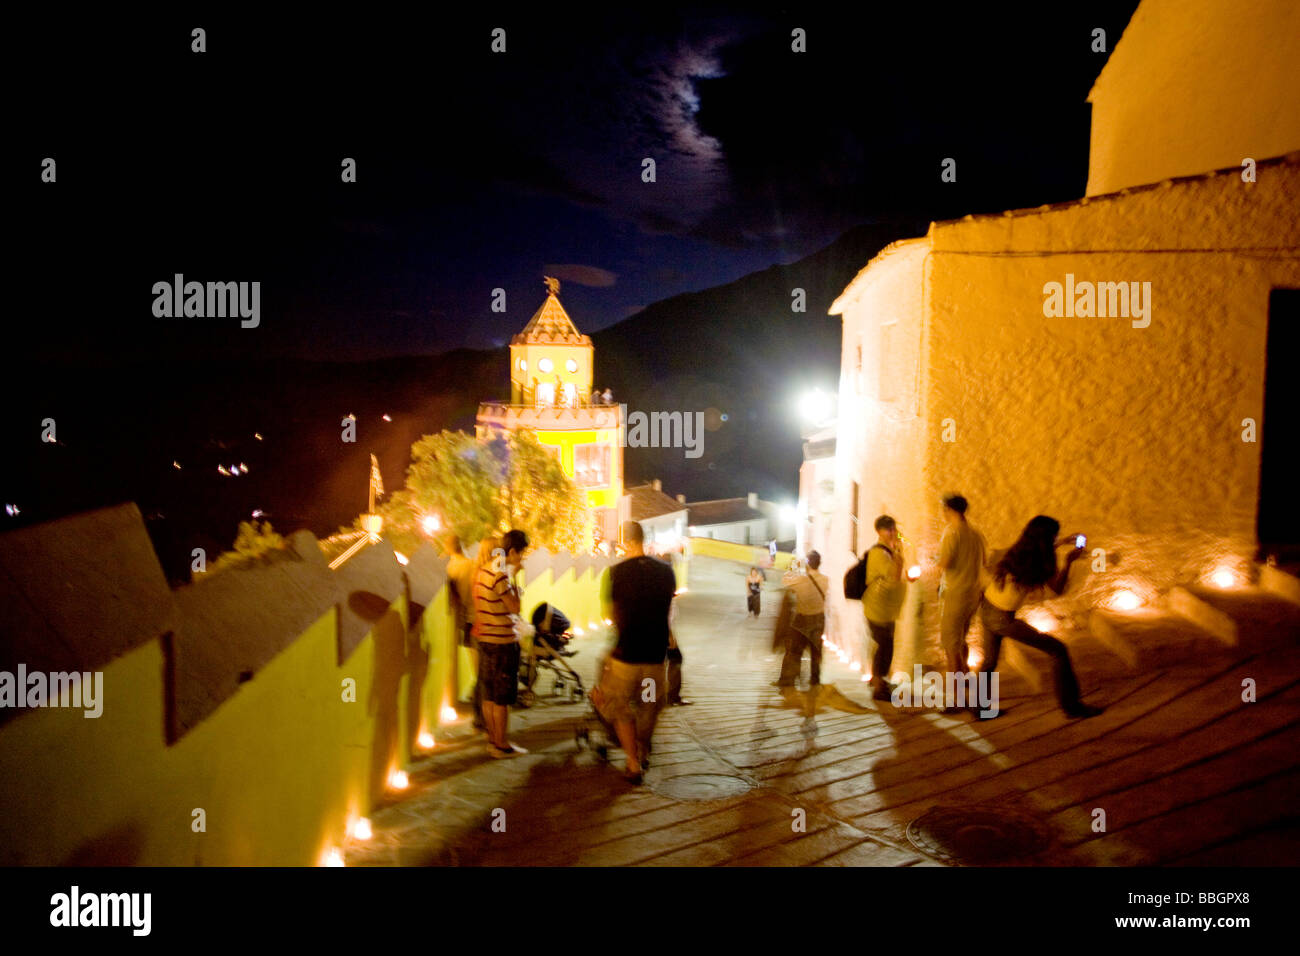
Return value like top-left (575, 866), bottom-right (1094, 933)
top-left (594, 744), bottom-right (608, 762)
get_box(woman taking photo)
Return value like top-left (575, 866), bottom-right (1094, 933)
top-left (976, 515), bottom-right (1103, 719)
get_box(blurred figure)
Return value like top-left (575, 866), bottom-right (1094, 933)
top-left (444, 533), bottom-right (482, 730)
top-left (776, 551), bottom-right (828, 688)
top-left (936, 494), bottom-right (986, 676)
top-left (594, 520), bottom-right (677, 782)
top-left (863, 516), bottom-right (906, 701)
top-left (977, 516), bottom-right (1102, 719)
top-left (746, 566), bottom-right (764, 617)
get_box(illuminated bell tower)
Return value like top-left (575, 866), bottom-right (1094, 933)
top-left (477, 276), bottom-right (624, 546)
top-left (509, 276), bottom-right (593, 407)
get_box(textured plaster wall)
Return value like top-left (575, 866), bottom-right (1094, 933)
top-left (923, 160), bottom-right (1300, 627)
top-left (832, 239), bottom-right (932, 674)
top-left (1086, 0), bottom-right (1300, 195)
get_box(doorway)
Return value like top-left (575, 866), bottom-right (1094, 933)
top-left (1258, 289), bottom-right (1300, 561)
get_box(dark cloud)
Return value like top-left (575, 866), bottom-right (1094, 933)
top-left (541, 264), bottom-right (618, 288)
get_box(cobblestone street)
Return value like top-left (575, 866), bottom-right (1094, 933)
top-left (347, 556), bottom-right (1300, 867)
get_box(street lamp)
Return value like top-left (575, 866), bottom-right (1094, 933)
top-left (798, 388), bottom-right (835, 426)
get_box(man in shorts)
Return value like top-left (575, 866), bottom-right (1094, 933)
top-left (473, 529), bottom-right (529, 758)
top-left (594, 520), bottom-right (677, 783)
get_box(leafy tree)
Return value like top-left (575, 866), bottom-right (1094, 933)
top-left (380, 429), bottom-right (588, 555)
top-left (205, 520), bottom-right (288, 576)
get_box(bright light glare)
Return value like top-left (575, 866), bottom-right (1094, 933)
top-left (389, 770), bottom-right (409, 790)
top-left (780, 505), bottom-right (798, 524)
top-left (440, 705), bottom-right (458, 723)
top-left (1111, 589), bottom-right (1142, 611)
top-left (798, 389), bottom-right (834, 424)
top-left (422, 514), bottom-right (442, 534)
top-left (418, 732), bottom-right (435, 749)
top-left (906, 565), bottom-right (921, 581)
top-left (353, 817), bottom-right (373, 841)
top-left (394, 551), bottom-right (409, 566)
top-left (1210, 567), bottom-right (1237, 588)
top-left (322, 847), bottom-right (345, 867)
top-left (850, 661), bottom-right (861, 671)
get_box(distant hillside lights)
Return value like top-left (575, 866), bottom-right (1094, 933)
top-left (1042, 274), bottom-right (1151, 329)
top-left (152, 274), bottom-right (260, 328)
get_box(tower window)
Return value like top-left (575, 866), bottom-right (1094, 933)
top-left (566, 358), bottom-right (578, 373)
top-left (517, 358), bottom-right (527, 372)
top-left (574, 443), bottom-right (610, 487)
top-left (538, 358), bottom-right (554, 374)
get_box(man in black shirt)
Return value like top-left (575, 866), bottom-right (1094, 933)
top-left (593, 520), bottom-right (678, 783)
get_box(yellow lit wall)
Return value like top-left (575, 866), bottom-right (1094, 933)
top-left (0, 553), bottom-right (613, 866)
top-left (533, 425), bottom-right (624, 511)
top-left (510, 342), bottom-right (594, 405)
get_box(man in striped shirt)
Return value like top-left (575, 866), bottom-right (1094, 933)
top-left (473, 529), bottom-right (530, 757)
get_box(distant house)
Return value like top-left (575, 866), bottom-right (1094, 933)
top-left (685, 492), bottom-right (795, 546)
top-left (823, 0), bottom-right (1300, 669)
top-left (624, 480), bottom-right (688, 550)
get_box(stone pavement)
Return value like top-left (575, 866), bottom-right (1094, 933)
top-left (346, 557), bottom-right (1300, 866)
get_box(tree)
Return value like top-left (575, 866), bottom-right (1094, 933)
top-left (380, 429), bottom-right (588, 555)
top-left (206, 520), bottom-right (288, 576)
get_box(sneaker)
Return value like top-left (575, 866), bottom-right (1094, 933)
top-left (501, 742), bottom-right (529, 754)
top-left (487, 744), bottom-right (512, 758)
top-left (872, 683), bottom-right (896, 702)
top-left (622, 770), bottom-right (644, 785)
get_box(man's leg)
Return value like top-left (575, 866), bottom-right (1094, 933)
top-left (868, 621), bottom-right (895, 695)
top-left (807, 625), bottom-right (823, 686)
top-left (940, 598), bottom-right (965, 676)
top-left (777, 630), bottom-right (803, 686)
top-left (615, 719), bottom-right (642, 776)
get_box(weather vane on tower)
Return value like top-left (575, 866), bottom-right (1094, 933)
top-left (544, 275), bottom-right (561, 297)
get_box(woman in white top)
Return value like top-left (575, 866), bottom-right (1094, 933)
top-left (976, 515), bottom-right (1103, 720)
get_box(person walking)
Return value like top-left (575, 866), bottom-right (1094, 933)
top-left (863, 516), bottom-right (907, 701)
top-left (746, 566), bottom-right (764, 617)
top-left (775, 550), bottom-right (829, 688)
top-left (936, 494), bottom-right (986, 676)
top-left (976, 515), bottom-right (1103, 719)
top-left (593, 520), bottom-right (677, 783)
top-left (443, 533), bottom-right (483, 730)
top-left (472, 529), bottom-right (531, 757)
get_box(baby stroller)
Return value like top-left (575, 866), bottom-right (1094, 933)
top-left (518, 603), bottom-right (585, 706)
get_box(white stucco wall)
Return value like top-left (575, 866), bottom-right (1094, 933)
top-left (925, 159), bottom-right (1300, 627)
top-left (1086, 0), bottom-right (1300, 195)
top-left (830, 238), bottom-right (932, 673)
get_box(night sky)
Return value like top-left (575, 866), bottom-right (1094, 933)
top-left (16, 3), bottom-right (1139, 364)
